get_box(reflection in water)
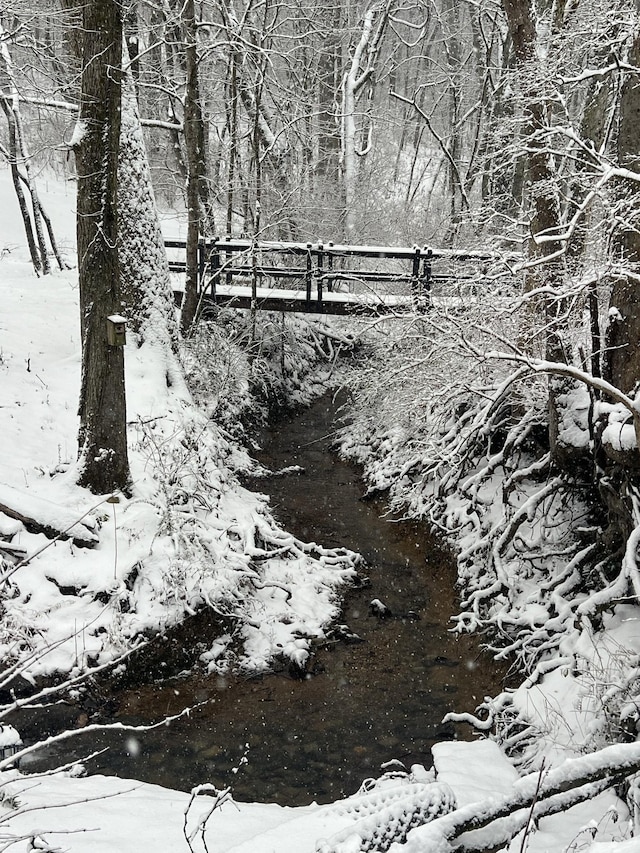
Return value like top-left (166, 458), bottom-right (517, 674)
top-left (19, 394), bottom-right (507, 805)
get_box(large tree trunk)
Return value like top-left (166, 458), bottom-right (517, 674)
top-left (502, 0), bottom-right (564, 313)
top-left (502, 0), bottom-right (571, 464)
top-left (604, 27), bottom-right (640, 394)
top-left (74, 0), bottom-right (130, 495)
top-left (118, 68), bottom-right (176, 345)
top-left (341, 3), bottom-right (390, 240)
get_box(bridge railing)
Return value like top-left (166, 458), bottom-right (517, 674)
top-left (165, 237), bottom-right (513, 314)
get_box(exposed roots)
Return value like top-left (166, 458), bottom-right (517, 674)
top-left (340, 305), bottom-right (640, 768)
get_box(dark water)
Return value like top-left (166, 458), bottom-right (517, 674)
top-left (18, 394), bottom-right (508, 805)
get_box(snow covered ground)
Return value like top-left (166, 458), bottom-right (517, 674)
top-left (0, 739), bottom-right (629, 853)
top-left (0, 167), bottom-right (636, 851)
top-left (0, 166), bottom-right (358, 679)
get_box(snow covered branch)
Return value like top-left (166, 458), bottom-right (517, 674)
top-left (481, 349), bottom-right (640, 452)
top-left (401, 742), bottom-right (640, 853)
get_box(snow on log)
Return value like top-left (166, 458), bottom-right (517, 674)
top-left (0, 484), bottom-right (99, 547)
top-left (318, 782), bottom-right (456, 853)
top-left (0, 540), bottom-right (27, 560)
top-left (401, 739), bottom-right (640, 853)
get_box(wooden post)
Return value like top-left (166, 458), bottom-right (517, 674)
top-left (421, 246), bottom-right (433, 308)
top-left (305, 243), bottom-right (312, 304)
top-left (251, 239), bottom-right (258, 313)
top-left (327, 241), bottom-right (334, 292)
top-left (316, 243), bottom-right (324, 307)
top-left (410, 246), bottom-right (421, 307)
top-left (224, 235), bottom-right (233, 286)
top-left (209, 237), bottom-right (219, 300)
top-left (198, 238), bottom-right (205, 288)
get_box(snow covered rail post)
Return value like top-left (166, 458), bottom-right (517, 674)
top-left (166, 238), bottom-right (513, 317)
top-left (409, 245), bottom-right (432, 312)
top-left (306, 242), bottom-right (313, 305)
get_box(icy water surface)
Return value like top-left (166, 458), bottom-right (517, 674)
top-left (20, 393), bottom-right (509, 805)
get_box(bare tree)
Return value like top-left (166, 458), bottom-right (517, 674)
top-left (180, 0), bottom-right (214, 335)
top-left (0, 19), bottom-right (60, 274)
top-left (341, 0), bottom-right (393, 239)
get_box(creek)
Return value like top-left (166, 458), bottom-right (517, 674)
top-left (19, 393), bottom-right (508, 806)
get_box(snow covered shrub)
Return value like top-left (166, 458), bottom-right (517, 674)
top-left (124, 384), bottom-right (361, 675)
top-left (184, 308), bottom-right (355, 421)
top-left (181, 318), bottom-right (253, 441)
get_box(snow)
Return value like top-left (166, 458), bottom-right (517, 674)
top-left (67, 120), bottom-right (87, 149)
top-left (602, 421), bottom-right (637, 453)
top-left (0, 484), bottom-right (98, 545)
top-left (430, 740), bottom-right (518, 807)
top-left (0, 769), bottom-right (404, 853)
top-left (0, 739), bottom-right (633, 853)
top-left (554, 382), bottom-right (591, 450)
top-left (0, 166), bottom-right (638, 852)
top-left (0, 725), bottom-right (21, 748)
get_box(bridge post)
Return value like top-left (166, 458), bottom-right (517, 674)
top-left (198, 238), bottom-right (206, 287)
top-left (224, 235), bottom-right (233, 287)
top-left (410, 246), bottom-right (421, 309)
top-left (420, 247), bottom-right (433, 309)
top-left (327, 242), bottom-right (334, 292)
top-left (316, 243), bottom-right (324, 307)
top-left (305, 243), bottom-right (312, 305)
top-left (208, 237), bottom-right (219, 300)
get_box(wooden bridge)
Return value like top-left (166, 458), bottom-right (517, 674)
top-left (167, 237), bottom-right (508, 316)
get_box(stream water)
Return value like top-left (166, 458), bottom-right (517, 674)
top-left (19, 394), bottom-right (508, 806)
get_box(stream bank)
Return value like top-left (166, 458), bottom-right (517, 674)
top-left (18, 392), bottom-right (509, 806)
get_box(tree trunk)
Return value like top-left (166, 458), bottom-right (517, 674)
top-left (316, 11), bottom-right (342, 186)
top-left (0, 100), bottom-right (41, 272)
top-left (0, 24), bottom-right (45, 274)
top-left (74, 0), bottom-right (130, 495)
top-left (179, 0), bottom-right (210, 335)
top-left (225, 49), bottom-right (239, 234)
top-left (341, 4), bottom-right (388, 240)
top-left (502, 0), bottom-right (564, 315)
top-left (118, 67), bottom-right (177, 344)
top-left (604, 27), bottom-right (640, 394)
top-left (502, 0), bottom-right (573, 465)
top-left (442, 0), bottom-right (463, 245)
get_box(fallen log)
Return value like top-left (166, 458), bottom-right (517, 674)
top-left (0, 541), bottom-right (27, 561)
top-left (403, 740), bottom-right (640, 853)
top-left (0, 484), bottom-right (99, 548)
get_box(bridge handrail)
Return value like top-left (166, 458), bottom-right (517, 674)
top-left (166, 236), bottom-right (518, 316)
top-left (164, 236), bottom-right (513, 263)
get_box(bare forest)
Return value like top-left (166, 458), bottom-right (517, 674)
top-left (4, 0), bottom-right (640, 851)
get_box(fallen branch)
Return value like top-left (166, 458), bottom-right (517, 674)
top-left (0, 484), bottom-right (98, 548)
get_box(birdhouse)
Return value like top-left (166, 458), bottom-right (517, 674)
top-left (106, 315), bottom-right (127, 347)
top-left (0, 724), bottom-right (23, 765)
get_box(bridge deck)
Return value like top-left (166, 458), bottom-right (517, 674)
top-left (193, 283), bottom-right (419, 315)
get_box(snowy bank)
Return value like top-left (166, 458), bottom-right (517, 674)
top-left (0, 740), bottom-right (630, 853)
top-left (0, 167), bottom-right (359, 682)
